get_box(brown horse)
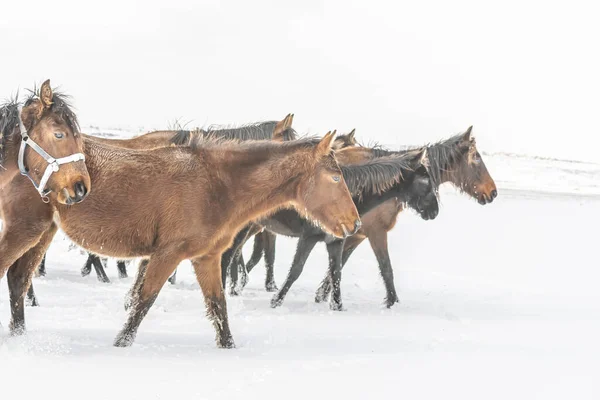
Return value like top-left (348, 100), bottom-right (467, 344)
top-left (314, 126), bottom-right (497, 306)
top-left (84, 112), bottom-right (298, 149)
top-left (0, 80), bottom-right (91, 332)
top-left (4, 131), bottom-right (360, 347)
top-left (68, 114), bottom-right (299, 283)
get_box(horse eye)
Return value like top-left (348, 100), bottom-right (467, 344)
top-left (332, 175), bottom-right (341, 183)
top-left (54, 132), bottom-right (65, 139)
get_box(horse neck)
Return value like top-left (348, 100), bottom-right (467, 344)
top-left (353, 172), bottom-right (413, 215)
top-left (426, 144), bottom-right (462, 188)
top-left (216, 145), bottom-right (313, 226)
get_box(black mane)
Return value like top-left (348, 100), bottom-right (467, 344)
top-left (0, 96), bottom-right (21, 164)
top-left (402, 133), bottom-right (471, 189)
top-left (341, 153), bottom-right (419, 198)
top-left (170, 121), bottom-right (298, 146)
top-left (204, 121), bottom-right (298, 142)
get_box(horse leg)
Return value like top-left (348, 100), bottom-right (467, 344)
top-left (263, 231), bottom-right (277, 292)
top-left (91, 254), bottom-right (111, 283)
top-left (270, 235), bottom-right (319, 308)
top-left (114, 254), bottom-right (180, 347)
top-left (237, 254), bottom-right (249, 291)
top-left (191, 255), bottom-right (235, 348)
top-left (81, 253), bottom-right (94, 277)
top-left (368, 232), bottom-right (398, 307)
top-left (325, 239), bottom-right (346, 311)
top-left (227, 248), bottom-right (239, 296)
top-left (222, 225), bottom-right (253, 295)
top-left (7, 223), bottom-right (57, 335)
top-left (37, 254), bottom-right (47, 277)
top-left (124, 259), bottom-right (149, 311)
top-left (245, 231), bottom-right (265, 273)
top-left (26, 284), bottom-right (39, 307)
top-left (117, 261), bottom-right (128, 279)
top-left (315, 234), bottom-right (365, 303)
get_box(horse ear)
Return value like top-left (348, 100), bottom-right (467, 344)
top-left (272, 113), bottom-right (294, 142)
top-left (40, 79), bottom-right (54, 109)
top-left (462, 126), bottom-right (473, 142)
top-left (347, 129), bottom-right (356, 144)
top-left (316, 130), bottom-right (336, 156)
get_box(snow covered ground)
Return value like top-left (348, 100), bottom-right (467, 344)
top-left (1, 134), bottom-right (599, 399)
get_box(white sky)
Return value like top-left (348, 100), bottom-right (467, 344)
top-left (1, 0), bottom-right (598, 161)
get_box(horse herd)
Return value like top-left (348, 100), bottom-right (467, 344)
top-left (0, 80), bottom-right (497, 348)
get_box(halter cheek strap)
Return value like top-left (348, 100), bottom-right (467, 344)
top-left (17, 107), bottom-right (86, 202)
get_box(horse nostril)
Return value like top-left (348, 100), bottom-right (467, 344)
top-left (74, 181), bottom-right (87, 200)
top-left (491, 189), bottom-right (498, 199)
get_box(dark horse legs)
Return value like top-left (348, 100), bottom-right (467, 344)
top-left (325, 239), bottom-right (345, 311)
top-left (270, 235), bottom-right (319, 308)
top-left (315, 232), bottom-right (399, 308)
top-left (117, 261), bottom-right (128, 278)
top-left (263, 232), bottom-right (277, 292)
top-left (242, 231), bottom-right (278, 292)
top-left (81, 253), bottom-right (109, 282)
top-left (222, 225), bottom-right (253, 295)
top-left (8, 223), bottom-right (57, 333)
top-left (37, 254), bottom-right (47, 276)
top-left (315, 234), bottom-right (364, 303)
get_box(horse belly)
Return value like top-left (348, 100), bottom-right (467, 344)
top-left (56, 209), bottom-right (158, 258)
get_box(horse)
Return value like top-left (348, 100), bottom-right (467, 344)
top-left (313, 126), bottom-right (497, 306)
top-left (29, 112), bottom-right (300, 298)
top-left (3, 129), bottom-right (361, 347)
top-left (0, 80), bottom-right (91, 332)
top-left (222, 147), bottom-right (439, 310)
top-left (27, 118), bottom-right (357, 309)
top-left (123, 129), bottom-right (358, 288)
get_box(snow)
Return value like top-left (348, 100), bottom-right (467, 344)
top-left (1, 139), bottom-right (599, 399)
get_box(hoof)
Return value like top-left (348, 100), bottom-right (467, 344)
top-left (239, 275), bottom-right (248, 290)
top-left (113, 333), bottom-right (135, 347)
top-left (216, 336), bottom-right (236, 349)
top-left (314, 282), bottom-right (332, 303)
top-left (329, 301), bottom-right (345, 311)
top-left (270, 296), bottom-right (283, 308)
top-left (314, 287), bottom-right (330, 303)
top-left (384, 295), bottom-right (400, 309)
top-left (9, 323), bottom-right (26, 336)
top-left (265, 281), bottom-right (278, 292)
top-left (26, 298), bottom-right (39, 307)
top-left (228, 287), bottom-right (240, 297)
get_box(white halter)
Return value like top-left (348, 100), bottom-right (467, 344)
top-left (17, 107), bottom-right (86, 202)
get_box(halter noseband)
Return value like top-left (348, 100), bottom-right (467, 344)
top-left (17, 106), bottom-right (86, 203)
